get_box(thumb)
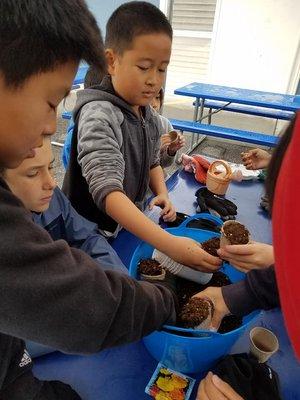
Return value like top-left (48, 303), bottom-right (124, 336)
top-left (210, 309), bottom-right (224, 331)
top-left (148, 198), bottom-right (156, 210)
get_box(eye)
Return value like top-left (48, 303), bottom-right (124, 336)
top-left (27, 171), bottom-right (38, 178)
top-left (137, 66), bottom-right (148, 71)
top-left (158, 68), bottom-right (166, 73)
top-left (48, 102), bottom-right (57, 111)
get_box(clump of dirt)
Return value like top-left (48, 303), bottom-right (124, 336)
top-left (201, 237), bottom-right (220, 257)
top-left (138, 259), bottom-right (163, 276)
top-left (179, 297), bottom-right (212, 328)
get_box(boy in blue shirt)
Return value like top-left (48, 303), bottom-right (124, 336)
top-left (3, 137), bottom-right (127, 275)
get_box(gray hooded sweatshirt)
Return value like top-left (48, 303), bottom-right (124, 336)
top-left (64, 76), bottom-right (165, 234)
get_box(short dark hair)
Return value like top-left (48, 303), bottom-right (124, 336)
top-left (105, 1), bottom-right (172, 54)
top-left (0, 0), bottom-right (106, 88)
top-left (84, 65), bottom-right (107, 89)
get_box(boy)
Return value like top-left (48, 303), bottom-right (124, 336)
top-left (0, 1), bottom-right (178, 398)
top-left (3, 137), bottom-right (128, 275)
top-left (63, 2), bottom-right (221, 271)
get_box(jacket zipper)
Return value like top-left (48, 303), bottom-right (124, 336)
top-left (136, 115), bottom-right (146, 201)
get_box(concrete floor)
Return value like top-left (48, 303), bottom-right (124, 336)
top-left (51, 94), bottom-right (284, 187)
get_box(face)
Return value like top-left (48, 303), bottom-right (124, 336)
top-left (4, 139), bottom-right (56, 212)
top-left (0, 61), bottom-right (78, 168)
top-left (151, 92), bottom-right (162, 112)
top-left (107, 33), bottom-right (171, 114)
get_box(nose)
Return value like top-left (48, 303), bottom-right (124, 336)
top-left (146, 69), bottom-right (159, 87)
top-left (43, 114), bottom-right (57, 136)
top-left (43, 170), bottom-right (56, 191)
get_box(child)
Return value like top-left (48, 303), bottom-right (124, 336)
top-left (3, 137), bottom-right (127, 275)
top-left (63, 2), bottom-right (221, 271)
top-left (0, 1), bottom-right (180, 398)
top-left (151, 88), bottom-right (185, 169)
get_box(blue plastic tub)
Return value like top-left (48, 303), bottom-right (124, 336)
top-left (129, 214), bottom-right (259, 373)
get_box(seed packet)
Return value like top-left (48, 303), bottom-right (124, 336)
top-left (145, 362), bottom-right (196, 400)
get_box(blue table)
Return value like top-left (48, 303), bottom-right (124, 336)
top-left (175, 82), bottom-right (300, 120)
top-left (33, 171), bottom-right (300, 399)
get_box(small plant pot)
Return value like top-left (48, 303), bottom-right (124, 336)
top-left (140, 269), bottom-right (166, 282)
top-left (168, 130), bottom-right (179, 144)
top-left (138, 259), bottom-right (166, 282)
top-left (206, 160), bottom-right (232, 195)
top-left (180, 298), bottom-right (214, 331)
top-left (220, 220), bottom-right (250, 248)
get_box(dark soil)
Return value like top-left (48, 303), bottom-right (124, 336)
top-left (201, 237), bottom-right (221, 257)
top-left (223, 222), bottom-right (250, 245)
top-left (138, 259), bottom-right (162, 276)
top-left (176, 271), bottom-right (242, 333)
top-left (218, 315), bottom-right (243, 334)
top-left (179, 298), bottom-right (212, 328)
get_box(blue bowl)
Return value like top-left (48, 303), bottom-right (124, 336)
top-left (129, 220), bottom-right (259, 373)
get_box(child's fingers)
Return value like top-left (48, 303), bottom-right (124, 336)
top-left (212, 375), bottom-right (244, 400)
top-left (196, 378), bottom-right (210, 400)
top-left (148, 198), bottom-right (159, 210)
top-left (218, 244), bottom-right (254, 256)
top-left (224, 259), bottom-right (252, 272)
top-left (163, 207), bottom-right (176, 222)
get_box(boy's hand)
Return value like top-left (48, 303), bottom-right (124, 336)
top-left (167, 133), bottom-right (185, 156)
top-left (167, 236), bottom-right (222, 272)
top-left (193, 286), bottom-right (230, 330)
top-left (161, 133), bottom-right (172, 148)
top-left (197, 372), bottom-right (244, 400)
top-left (149, 194), bottom-right (176, 222)
top-left (241, 148), bottom-right (271, 170)
top-left (217, 242), bottom-right (274, 272)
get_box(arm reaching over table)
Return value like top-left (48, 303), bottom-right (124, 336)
top-left (193, 266), bottom-right (279, 330)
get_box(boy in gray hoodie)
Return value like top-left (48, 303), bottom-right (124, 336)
top-left (63, 1), bottom-right (221, 272)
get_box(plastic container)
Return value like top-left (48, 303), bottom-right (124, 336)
top-left (152, 249), bottom-right (212, 284)
top-left (206, 160), bottom-right (232, 195)
top-left (129, 214), bottom-right (259, 373)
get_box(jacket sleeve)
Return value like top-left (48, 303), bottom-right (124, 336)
top-left (77, 101), bottom-right (125, 211)
top-left (56, 189), bottom-right (128, 274)
top-left (160, 147), bottom-right (175, 169)
top-left (0, 183), bottom-right (176, 354)
top-left (222, 266), bottom-right (279, 317)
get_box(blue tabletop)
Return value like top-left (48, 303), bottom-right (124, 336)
top-left (32, 171), bottom-right (299, 399)
top-left (175, 82), bottom-right (300, 112)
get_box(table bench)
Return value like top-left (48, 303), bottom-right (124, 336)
top-left (199, 100), bottom-right (294, 121)
top-left (170, 118), bottom-right (278, 147)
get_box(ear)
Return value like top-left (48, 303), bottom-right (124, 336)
top-left (105, 49), bottom-right (117, 76)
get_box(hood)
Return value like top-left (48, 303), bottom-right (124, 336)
top-left (73, 75), bottom-right (152, 122)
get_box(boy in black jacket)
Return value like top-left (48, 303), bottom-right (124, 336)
top-left (0, 1), bottom-right (178, 398)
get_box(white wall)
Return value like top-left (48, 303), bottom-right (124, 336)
top-left (86, 0), bottom-right (159, 33)
top-left (209, 0), bottom-right (300, 93)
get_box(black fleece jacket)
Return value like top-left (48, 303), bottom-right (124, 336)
top-left (0, 178), bottom-right (176, 390)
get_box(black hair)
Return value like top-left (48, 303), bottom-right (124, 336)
top-left (0, 0), bottom-right (106, 88)
top-left (84, 65), bottom-right (107, 89)
top-left (157, 87), bottom-right (165, 112)
top-left (105, 1), bottom-right (172, 54)
top-left (266, 117), bottom-right (295, 213)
